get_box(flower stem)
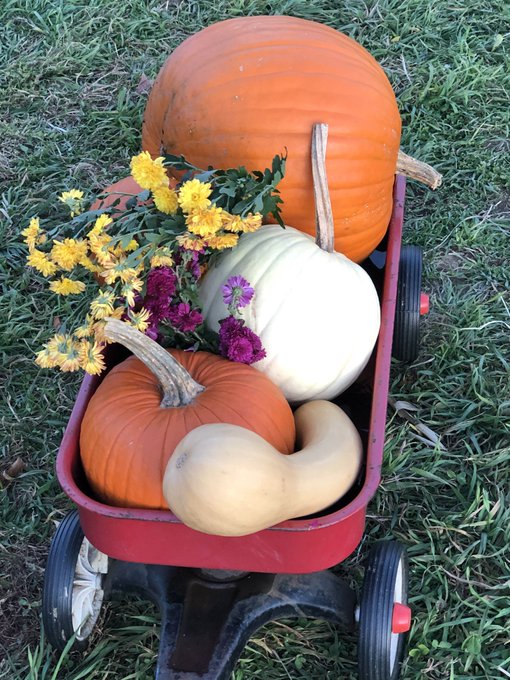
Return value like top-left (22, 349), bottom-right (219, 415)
top-left (104, 318), bottom-right (204, 407)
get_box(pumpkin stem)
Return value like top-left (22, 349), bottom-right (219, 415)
top-left (397, 150), bottom-right (442, 190)
top-left (104, 319), bottom-right (204, 407)
top-left (311, 123), bottom-right (335, 253)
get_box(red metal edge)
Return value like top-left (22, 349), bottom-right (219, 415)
top-left (56, 176), bottom-right (406, 573)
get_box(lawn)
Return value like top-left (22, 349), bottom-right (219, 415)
top-left (0, 1), bottom-right (509, 679)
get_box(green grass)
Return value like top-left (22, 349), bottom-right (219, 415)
top-left (1, 0), bottom-right (509, 678)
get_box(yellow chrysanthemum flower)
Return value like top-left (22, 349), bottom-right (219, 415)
top-left (121, 278), bottom-right (144, 307)
top-left (27, 249), bottom-right (58, 277)
top-left (150, 247), bottom-right (174, 268)
top-left (91, 321), bottom-right (108, 344)
top-left (50, 238), bottom-right (88, 271)
top-left (186, 206), bottom-right (224, 237)
top-left (110, 239), bottom-right (139, 258)
top-left (128, 307), bottom-right (151, 333)
top-left (88, 213), bottom-right (113, 237)
top-left (153, 186), bottom-right (178, 214)
top-left (109, 306), bottom-right (126, 320)
top-left (221, 213), bottom-right (245, 234)
top-left (88, 233), bottom-right (114, 266)
top-left (241, 212), bottom-right (263, 233)
top-left (102, 258), bottom-right (140, 285)
top-left (79, 254), bottom-right (102, 273)
top-left (175, 233), bottom-right (206, 251)
top-left (90, 313), bottom-right (122, 344)
top-left (74, 317), bottom-right (94, 339)
top-left (100, 258), bottom-right (125, 285)
top-left (43, 333), bottom-right (79, 370)
top-left (58, 189), bottom-right (84, 217)
top-left (35, 347), bottom-right (60, 369)
top-left (60, 342), bottom-right (82, 372)
top-left (21, 217), bottom-right (42, 251)
top-left (49, 277), bottom-right (86, 295)
top-left (130, 151), bottom-right (167, 191)
top-left (46, 333), bottom-right (71, 357)
top-left (206, 233), bottom-right (239, 250)
top-left (178, 179), bottom-right (212, 214)
top-left (79, 340), bottom-right (106, 375)
top-left (90, 291), bottom-right (116, 320)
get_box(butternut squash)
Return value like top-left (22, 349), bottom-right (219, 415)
top-left (162, 400), bottom-right (363, 536)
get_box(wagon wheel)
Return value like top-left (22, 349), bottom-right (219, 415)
top-left (358, 541), bottom-right (411, 680)
top-left (42, 510), bottom-right (109, 651)
top-left (392, 245), bottom-right (425, 362)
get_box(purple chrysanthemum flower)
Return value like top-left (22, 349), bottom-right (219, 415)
top-left (145, 324), bottom-right (160, 341)
top-left (168, 302), bottom-right (203, 333)
top-left (174, 248), bottom-right (202, 279)
top-left (144, 267), bottom-right (177, 322)
top-left (218, 316), bottom-right (266, 365)
top-left (146, 266), bottom-right (177, 299)
top-left (221, 275), bottom-right (255, 310)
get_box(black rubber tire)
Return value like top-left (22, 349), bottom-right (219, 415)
top-left (358, 541), bottom-right (409, 680)
top-left (42, 510), bottom-right (92, 651)
top-left (393, 245), bottom-right (423, 362)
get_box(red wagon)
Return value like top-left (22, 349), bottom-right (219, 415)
top-left (42, 175), bottom-right (427, 679)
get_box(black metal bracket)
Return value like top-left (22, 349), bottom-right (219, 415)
top-left (104, 561), bottom-right (356, 680)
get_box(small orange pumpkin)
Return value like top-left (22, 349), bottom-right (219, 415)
top-left (80, 320), bottom-right (295, 509)
top-left (142, 15), bottom-right (401, 262)
top-left (91, 176), bottom-right (143, 212)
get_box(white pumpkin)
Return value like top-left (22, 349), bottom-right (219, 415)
top-left (200, 124), bottom-right (381, 402)
top-left (200, 224), bottom-right (380, 402)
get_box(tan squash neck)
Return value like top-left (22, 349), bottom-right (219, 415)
top-left (311, 123), bottom-right (335, 253)
top-left (104, 319), bottom-right (204, 407)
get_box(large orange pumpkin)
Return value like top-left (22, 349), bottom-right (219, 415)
top-left (142, 15), bottom-right (402, 262)
top-left (80, 320), bottom-right (295, 509)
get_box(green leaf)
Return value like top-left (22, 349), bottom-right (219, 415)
top-left (163, 154), bottom-right (203, 172)
top-left (462, 634), bottom-right (482, 656)
top-left (120, 233), bottom-right (135, 250)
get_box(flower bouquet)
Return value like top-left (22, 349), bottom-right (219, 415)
top-left (24, 150), bottom-right (286, 374)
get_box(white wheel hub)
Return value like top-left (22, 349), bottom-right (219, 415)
top-left (71, 538), bottom-right (109, 640)
top-left (389, 558), bottom-right (404, 674)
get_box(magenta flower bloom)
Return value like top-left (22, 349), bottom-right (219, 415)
top-left (221, 275), bottom-right (254, 310)
top-left (145, 324), bottom-right (160, 341)
top-left (168, 302), bottom-right (203, 333)
top-left (146, 267), bottom-right (176, 298)
top-left (176, 248), bottom-right (202, 279)
top-left (218, 316), bottom-right (266, 364)
top-left (144, 267), bottom-right (177, 322)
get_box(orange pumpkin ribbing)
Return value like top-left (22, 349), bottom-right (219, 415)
top-left (80, 348), bottom-right (295, 509)
top-left (142, 16), bottom-right (401, 262)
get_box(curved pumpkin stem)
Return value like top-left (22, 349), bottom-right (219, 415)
top-left (104, 319), bottom-right (204, 407)
top-left (311, 123), bottom-right (335, 253)
top-left (397, 150), bottom-right (442, 189)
